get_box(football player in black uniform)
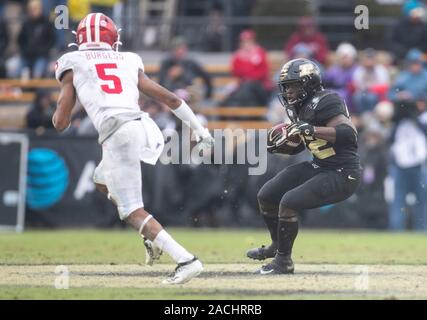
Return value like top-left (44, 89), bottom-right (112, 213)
top-left (247, 58), bottom-right (361, 274)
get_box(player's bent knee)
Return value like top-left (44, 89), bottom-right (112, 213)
top-left (119, 202), bottom-right (145, 221)
top-left (257, 190), bottom-right (279, 217)
top-left (278, 197), bottom-right (298, 221)
top-left (279, 191), bottom-right (303, 213)
top-left (278, 206), bottom-right (298, 221)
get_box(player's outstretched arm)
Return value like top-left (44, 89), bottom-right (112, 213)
top-left (288, 114), bottom-right (357, 144)
top-left (138, 72), bottom-right (214, 147)
top-left (53, 70), bottom-right (76, 132)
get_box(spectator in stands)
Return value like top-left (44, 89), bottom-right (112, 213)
top-left (201, 7), bottom-right (226, 52)
top-left (290, 43), bottom-right (312, 60)
top-left (389, 99), bottom-right (427, 230)
top-left (391, 0), bottom-right (427, 62)
top-left (290, 43), bottom-right (325, 74)
top-left (41, 0), bottom-right (66, 18)
top-left (26, 89), bottom-right (55, 129)
top-left (356, 120), bottom-right (389, 228)
top-left (222, 29), bottom-right (272, 106)
top-left (40, 0), bottom-right (67, 50)
top-left (18, 0), bottom-right (55, 78)
top-left (159, 37), bottom-right (213, 100)
top-left (0, 14), bottom-right (9, 78)
top-left (284, 16), bottom-right (330, 65)
top-left (387, 48), bottom-right (427, 231)
top-left (352, 48), bottom-right (390, 114)
top-left (373, 100), bottom-right (395, 138)
top-left (323, 42), bottom-right (358, 113)
top-left (388, 48), bottom-right (427, 103)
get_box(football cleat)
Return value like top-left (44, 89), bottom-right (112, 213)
top-left (246, 243), bottom-right (277, 261)
top-left (256, 254), bottom-right (294, 275)
top-left (143, 237), bottom-right (162, 266)
top-left (162, 257), bottom-right (203, 285)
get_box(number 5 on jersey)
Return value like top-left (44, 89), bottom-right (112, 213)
top-left (95, 63), bottom-right (123, 94)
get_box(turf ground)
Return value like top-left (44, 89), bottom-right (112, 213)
top-left (0, 228), bottom-right (426, 299)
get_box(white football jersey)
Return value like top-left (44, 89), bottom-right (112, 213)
top-left (55, 50), bottom-right (144, 131)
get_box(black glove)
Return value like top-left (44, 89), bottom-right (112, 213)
top-left (288, 121), bottom-right (315, 137)
top-left (266, 126), bottom-right (280, 153)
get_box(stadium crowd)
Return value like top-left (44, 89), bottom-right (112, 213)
top-left (1, 0), bottom-right (427, 230)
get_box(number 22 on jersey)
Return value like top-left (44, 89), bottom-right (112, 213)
top-left (304, 136), bottom-right (336, 159)
top-left (95, 63), bottom-right (123, 94)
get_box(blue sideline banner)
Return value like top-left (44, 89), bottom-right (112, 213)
top-left (27, 136), bottom-right (120, 227)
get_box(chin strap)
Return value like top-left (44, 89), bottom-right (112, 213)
top-left (67, 30), bottom-right (78, 48)
top-left (112, 28), bottom-right (123, 52)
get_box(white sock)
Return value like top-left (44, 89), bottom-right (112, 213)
top-left (153, 230), bottom-right (194, 264)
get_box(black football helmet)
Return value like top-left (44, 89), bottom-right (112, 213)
top-left (278, 58), bottom-right (322, 107)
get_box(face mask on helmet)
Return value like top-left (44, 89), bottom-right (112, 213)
top-left (278, 79), bottom-right (308, 107)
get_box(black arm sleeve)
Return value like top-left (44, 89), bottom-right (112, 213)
top-left (335, 124), bottom-right (357, 146)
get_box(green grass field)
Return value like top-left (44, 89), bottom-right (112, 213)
top-left (1, 228), bottom-right (426, 299)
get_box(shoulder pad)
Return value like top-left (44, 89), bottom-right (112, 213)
top-left (308, 90), bottom-right (349, 125)
top-left (307, 90), bottom-right (341, 111)
top-left (55, 52), bottom-right (80, 82)
top-left (124, 52), bottom-right (144, 73)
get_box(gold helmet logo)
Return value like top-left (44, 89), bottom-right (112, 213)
top-left (299, 63), bottom-right (318, 77)
top-left (279, 64), bottom-right (290, 81)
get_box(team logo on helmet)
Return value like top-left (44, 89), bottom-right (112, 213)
top-left (279, 65), bottom-right (289, 81)
top-left (299, 63), bottom-right (318, 77)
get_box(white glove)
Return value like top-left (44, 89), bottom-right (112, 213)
top-left (195, 128), bottom-right (215, 151)
top-left (171, 101), bottom-right (214, 151)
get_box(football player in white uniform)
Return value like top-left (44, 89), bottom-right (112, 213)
top-left (53, 13), bottom-right (214, 284)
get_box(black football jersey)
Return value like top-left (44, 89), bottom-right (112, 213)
top-left (286, 89), bottom-right (360, 170)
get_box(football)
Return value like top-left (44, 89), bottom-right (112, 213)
top-left (267, 123), bottom-right (302, 154)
